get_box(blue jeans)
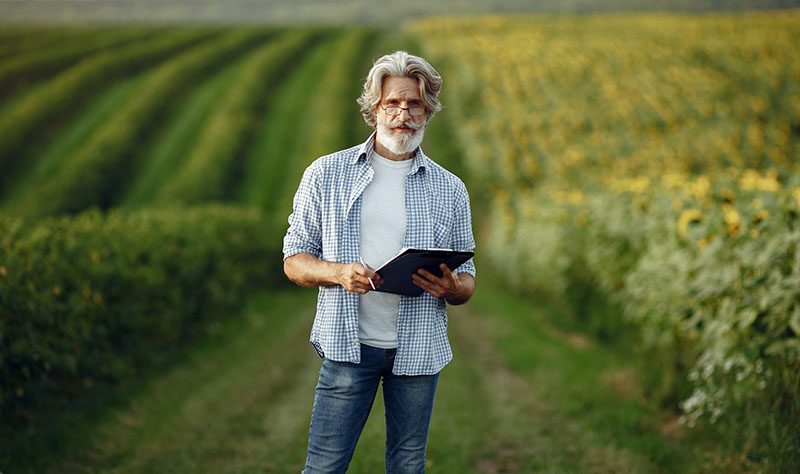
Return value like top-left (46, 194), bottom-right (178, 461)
top-left (302, 344), bottom-right (439, 474)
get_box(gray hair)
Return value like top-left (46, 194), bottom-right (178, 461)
top-left (357, 51), bottom-right (443, 129)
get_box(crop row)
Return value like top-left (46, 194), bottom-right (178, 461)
top-left (0, 26), bottom-right (119, 60)
top-left (155, 30), bottom-right (317, 204)
top-left (0, 26), bottom-right (387, 431)
top-left (0, 27), bottom-right (162, 100)
top-left (414, 13), bottom-right (800, 471)
top-left (236, 32), bottom-right (343, 211)
top-left (0, 28), bottom-right (219, 189)
top-left (10, 28), bottom-right (272, 217)
top-left (273, 28), bottom-right (376, 218)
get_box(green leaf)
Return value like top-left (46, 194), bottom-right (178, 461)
top-left (789, 307), bottom-right (800, 337)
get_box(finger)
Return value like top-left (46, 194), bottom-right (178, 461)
top-left (416, 268), bottom-right (440, 282)
top-left (412, 274), bottom-right (443, 297)
top-left (440, 263), bottom-right (455, 280)
top-left (439, 264), bottom-right (459, 283)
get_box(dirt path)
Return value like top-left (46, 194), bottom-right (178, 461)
top-left (442, 302), bottom-right (658, 473)
top-left (35, 288), bottom-right (688, 473)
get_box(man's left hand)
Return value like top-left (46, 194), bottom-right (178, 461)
top-left (412, 263), bottom-right (474, 305)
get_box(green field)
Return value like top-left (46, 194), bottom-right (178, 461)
top-left (0, 17), bottom-right (798, 473)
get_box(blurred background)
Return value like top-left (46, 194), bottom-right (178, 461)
top-left (1, 1), bottom-right (799, 473)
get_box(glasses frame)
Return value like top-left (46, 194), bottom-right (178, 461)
top-left (379, 103), bottom-right (427, 117)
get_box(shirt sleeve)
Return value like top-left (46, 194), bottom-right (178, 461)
top-left (283, 164), bottom-right (323, 260)
top-left (452, 179), bottom-right (476, 277)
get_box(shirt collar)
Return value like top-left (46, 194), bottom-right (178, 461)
top-left (354, 131), bottom-right (428, 175)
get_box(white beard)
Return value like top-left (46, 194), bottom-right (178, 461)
top-left (376, 118), bottom-right (426, 156)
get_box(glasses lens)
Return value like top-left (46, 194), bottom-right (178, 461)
top-left (382, 105), bottom-right (426, 117)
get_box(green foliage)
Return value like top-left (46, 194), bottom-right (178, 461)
top-left (274, 28), bottom-right (375, 216)
top-left (0, 26), bottom-right (159, 99)
top-left (0, 205), bottom-right (287, 425)
top-left (236, 31), bottom-right (340, 211)
top-left (156, 29), bottom-right (316, 204)
top-left (417, 13), bottom-right (800, 470)
top-left (11, 28), bottom-right (271, 217)
top-left (482, 180), bottom-right (800, 470)
top-left (0, 28), bottom-right (216, 188)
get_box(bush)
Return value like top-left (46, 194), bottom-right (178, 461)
top-left (0, 204), bottom-right (287, 424)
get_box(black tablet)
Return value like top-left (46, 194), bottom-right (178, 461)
top-left (374, 248), bottom-right (475, 297)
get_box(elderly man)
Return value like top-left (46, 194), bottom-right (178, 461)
top-left (283, 50), bottom-right (476, 474)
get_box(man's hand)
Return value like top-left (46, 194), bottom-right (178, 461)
top-left (335, 262), bottom-right (383, 295)
top-left (284, 253), bottom-right (383, 295)
top-left (412, 263), bottom-right (475, 305)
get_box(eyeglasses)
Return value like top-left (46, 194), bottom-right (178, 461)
top-left (379, 103), bottom-right (426, 117)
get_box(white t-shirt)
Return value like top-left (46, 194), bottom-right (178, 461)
top-left (358, 150), bottom-right (413, 349)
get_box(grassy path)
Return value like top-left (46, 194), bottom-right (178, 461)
top-left (9, 283), bottom-right (725, 473)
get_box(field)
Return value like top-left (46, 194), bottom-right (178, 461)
top-left (1, 12), bottom-right (799, 473)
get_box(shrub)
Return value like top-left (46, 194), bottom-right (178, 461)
top-left (0, 204), bottom-right (287, 424)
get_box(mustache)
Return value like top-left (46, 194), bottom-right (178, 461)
top-left (387, 119), bottom-right (423, 131)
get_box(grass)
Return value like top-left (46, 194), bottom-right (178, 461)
top-left (120, 40), bottom-right (266, 208)
top-left (236, 31), bottom-right (339, 211)
top-left (0, 71), bottom-right (152, 206)
top-left (1, 281), bottom-right (739, 473)
top-left (1, 290), bottom-right (319, 474)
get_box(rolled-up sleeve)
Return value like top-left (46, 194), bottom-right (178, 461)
top-left (452, 180), bottom-right (476, 277)
top-left (283, 164), bottom-right (323, 260)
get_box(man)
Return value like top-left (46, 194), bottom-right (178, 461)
top-left (283, 50), bottom-right (476, 474)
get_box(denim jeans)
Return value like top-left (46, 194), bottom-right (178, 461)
top-left (302, 344), bottom-right (439, 474)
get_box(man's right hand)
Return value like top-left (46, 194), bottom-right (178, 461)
top-left (335, 262), bottom-right (382, 294)
top-left (284, 253), bottom-right (382, 294)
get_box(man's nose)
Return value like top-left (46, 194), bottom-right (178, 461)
top-left (397, 107), bottom-right (412, 121)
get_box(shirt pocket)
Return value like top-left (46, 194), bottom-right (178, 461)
top-left (432, 219), bottom-right (452, 248)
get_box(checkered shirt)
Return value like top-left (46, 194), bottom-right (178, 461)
top-left (283, 132), bottom-right (476, 375)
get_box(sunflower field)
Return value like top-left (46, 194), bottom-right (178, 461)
top-left (413, 12), bottom-right (800, 466)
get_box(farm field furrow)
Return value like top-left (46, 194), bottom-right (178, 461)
top-left (153, 30), bottom-right (316, 205)
top-left (118, 47), bottom-right (255, 209)
top-left (120, 29), bottom-right (320, 209)
top-left (236, 31), bottom-right (343, 211)
top-left (0, 27), bottom-right (165, 100)
top-left (273, 28), bottom-right (375, 218)
top-left (1, 71), bottom-right (154, 207)
top-left (0, 28), bottom-right (219, 189)
top-left (11, 28), bottom-right (272, 217)
top-left (0, 26), bottom-right (124, 61)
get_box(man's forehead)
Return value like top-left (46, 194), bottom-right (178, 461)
top-left (382, 76), bottom-right (421, 99)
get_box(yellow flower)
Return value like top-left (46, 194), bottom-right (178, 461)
top-left (723, 204), bottom-right (740, 236)
top-left (739, 169), bottom-right (781, 192)
top-left (689, 176), bottom-right (711, 202)
top-left (678, 208), bottom-right (703, 238)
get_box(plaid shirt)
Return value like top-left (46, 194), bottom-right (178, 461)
top-left (283, 132), bottom-right (476, 375)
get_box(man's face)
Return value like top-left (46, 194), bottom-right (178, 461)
top-left (375, 76), bottom-right (427, 156)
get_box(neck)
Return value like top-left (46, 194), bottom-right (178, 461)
top-left (374, 137), bottom-right (414, 161)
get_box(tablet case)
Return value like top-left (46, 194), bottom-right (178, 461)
top-left (373, 248), bottom-right (475, 297)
